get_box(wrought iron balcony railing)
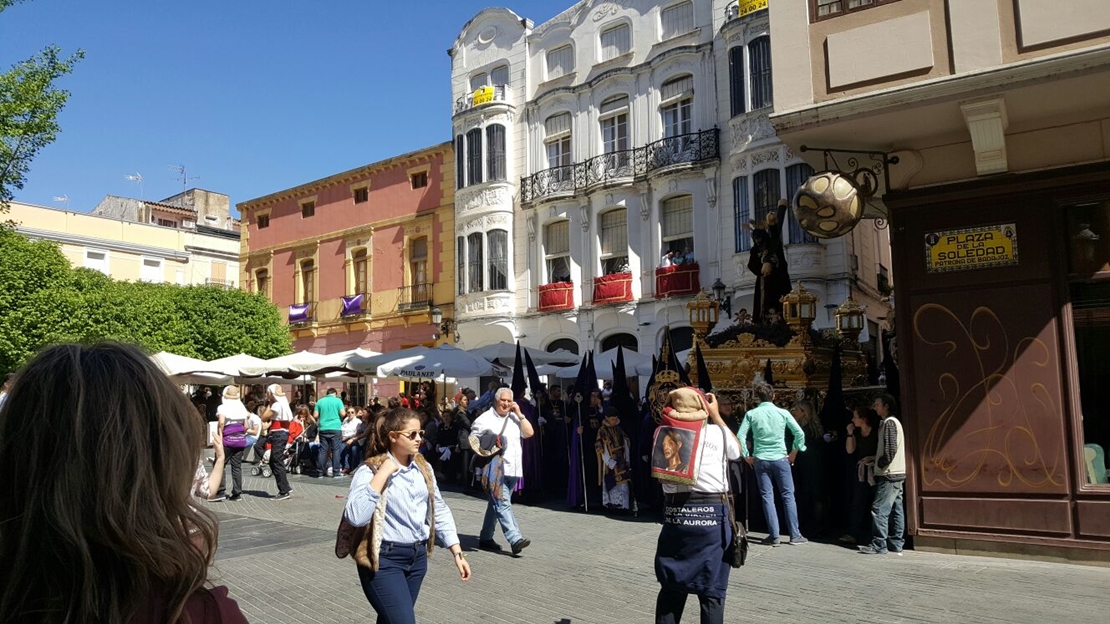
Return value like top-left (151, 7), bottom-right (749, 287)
top-left (398, 283), bottom-right (432, 312)
top-left (521, 128), bottom-right (719, 203)
top-left (454, 85), bottom-right (513, 115)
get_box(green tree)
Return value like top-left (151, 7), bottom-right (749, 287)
top-left (0, 0), bottom-right (84, 218)
top-left (0, 228), bottom-right (292, 373)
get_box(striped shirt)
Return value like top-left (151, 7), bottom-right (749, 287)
top-left (344, 456), bottom-right (460, 547)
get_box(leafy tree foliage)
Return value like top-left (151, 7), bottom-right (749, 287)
top-left (0, 228), bottom-right (291, 374)
top-left (0, 0), bottom-right (85, 218)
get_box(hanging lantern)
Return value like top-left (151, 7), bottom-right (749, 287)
top-left (835, 295), bottom-right (865, 344)
top-left (792, 171), bottom-right (864, 239)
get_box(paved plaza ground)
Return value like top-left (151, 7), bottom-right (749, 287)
top-left (208, 470), bottom-right (1109, 623)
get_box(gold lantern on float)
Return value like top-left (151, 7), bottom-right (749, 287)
top-left (793, 171), bottom-right (864, 239)
top-left (835, 295), bottom-right (865, 345)
top-left (780, 282), bottom-right (818, 341)
top-left (688, 290), bottom-right (720, 339)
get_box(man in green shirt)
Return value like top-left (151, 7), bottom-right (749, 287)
top-left (315, 388), bottom-right (345, 478)
top-left (737, 382), bottom-right (808, 546)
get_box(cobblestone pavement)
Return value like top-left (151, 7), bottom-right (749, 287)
top-left (207, 469), bottom-right (1110, 623)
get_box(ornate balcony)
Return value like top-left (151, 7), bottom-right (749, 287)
top-left (538, 282), bottom-right (575, 312)
top-left (454, 85), bottom-right (513, 115)
top-left (655, 262), bottom-right (700, 299)
top-left (521, 128), bottom-right (719, 203)
top-left (593, 272), bottom-right (634, 305)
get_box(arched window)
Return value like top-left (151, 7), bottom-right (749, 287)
top-left (487, 229), bottom-right (509, 291)
top-left (600, 23), bottom-right (631, 61)
top-left (546, 45), bottom-right (575, 80)
top-left (467, 232), bottom-right (484, 292)
top-left (601, 333), bottom-right (638, 353)
top-left (545, 113), bottom-right (572, 186)
top-left (734, 176), bottom-right (751, 252)
top-left (786, 163), bottom-right (819, 244)
top-left (661, 1), bottom-right (694, 39)
top-left (410, 237), bottom-right (428, 304)
top-left (547, 338), bottom-right (579, 355)
top-left (753, 168), bottom-right (780, 227)
top-left (490, 65), bottom-right (509, 87)
top-left (486, 124), bottom-right (506, 182)
top-left (662, 195), bottom-right (694, 260)
top-left (749, 36), bottom-right (773, 110)
top-left (456, 236), bottom-right (466, 295)
top-left (255, 268), bottom-right (269, 299)
top-left (728, 46), bottom-right (745, 117)
top-left (661, 75), bottom-right (693, 138)
top-left (599, 208), bottom-right (629, 275)
top-left (469, 73), bottom-right (487, 92)
top-left (600, 95), bottom-right (630, 158)
top-left (466, 128), bottom-right (483, 186)
top-left (545, 220), bottom-right (571, 284)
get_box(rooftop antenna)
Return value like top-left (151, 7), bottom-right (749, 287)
top-left (168, 164), bottom-right (199, 192)
top-left (124, 172), bottom-right (144, 200)
top-left (52, 194), bottom-right (69, 209)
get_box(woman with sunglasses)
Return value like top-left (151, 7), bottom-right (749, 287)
top-left (344, 407), bottom-right (471, 623)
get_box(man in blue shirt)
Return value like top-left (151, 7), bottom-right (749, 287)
top-left (737, 382), bottom-right (808, 546)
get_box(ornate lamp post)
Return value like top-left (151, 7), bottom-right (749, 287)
top-left (688, 290), bottom-right (720, 339)
top-left (780, 282), bottom-right (818, 342)
top-left (835, 293), bottom-right (865, 345)
top-left (711, 277), bottom-right (732, 318)
top-left (431, 306), bottom-right (460, 343)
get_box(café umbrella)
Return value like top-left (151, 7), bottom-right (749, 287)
top-left (349, 344), bottom-right (496, 379)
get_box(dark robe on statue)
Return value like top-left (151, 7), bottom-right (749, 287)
top-left (748, 202), bottom-right (792, 323)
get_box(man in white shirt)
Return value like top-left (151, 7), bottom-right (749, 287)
top-left (472, 387), bottom-right (535, 555)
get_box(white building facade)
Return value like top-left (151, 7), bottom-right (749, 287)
top-left (449, 0), bottom-right (891, 364)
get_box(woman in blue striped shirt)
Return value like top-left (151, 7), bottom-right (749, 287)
top-left (344, 408), bottom-right (471, 623)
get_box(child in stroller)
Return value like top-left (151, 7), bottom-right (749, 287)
top-left (249, 429), bottom-right (309, 478)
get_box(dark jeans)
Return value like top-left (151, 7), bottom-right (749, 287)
top-left (871, 477), bottom-right (905, 553)
top-left (224, 445), bottom-right (245, 497)
top-left (318, 430), bottom-right (342, 475)
top-left (357, 542), bottom-right (428, 624)
top-left (849, 478), bottom-right (876, 543)
top-left (655, 588), bottom-right (724, 624)
top-left (754, 458), bottom-right (801, 540)
top-left (268, 430), bottom-right (291, 496)
top-left (340, 441), bottom-right (362, 471)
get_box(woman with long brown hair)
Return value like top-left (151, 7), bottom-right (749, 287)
top-left (0, 342), bottom-right (247, 623)
top-left (344, 407), bottom-right (470, 623)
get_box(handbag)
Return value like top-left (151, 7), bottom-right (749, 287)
top-left (222, 421), bottom-right (248, 449)
top-left (467, 414), bottom-right (510, 459)
top-left (335, 513), bottom-right (364, 559)
top-left (726, 492), bottom-right (749, 568)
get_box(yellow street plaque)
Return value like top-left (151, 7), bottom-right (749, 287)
top-left (924, 223), bottom-right (1018, 273)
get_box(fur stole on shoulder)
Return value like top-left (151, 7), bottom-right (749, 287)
top-left (352, 453), bottom-right (437, 571)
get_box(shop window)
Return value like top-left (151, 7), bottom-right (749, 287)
top-left (1065, 198), bottom-right (1110, 486)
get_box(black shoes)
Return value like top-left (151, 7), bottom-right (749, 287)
top-left (227, 494), bottom-right (242, 502)
top-left (511, 538), bottom-right (531, 555)
top-left (274, 493), bottom-right (291, 501)
top-left (478, 540), bottom-right (502, 552)
top-left (759, 535), bottom-right (780, 547)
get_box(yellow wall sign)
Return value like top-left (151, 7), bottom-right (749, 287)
top-left (739, 0), bottom-right (768, 17)
top-left (924, 223), bottom-right (1018, 273)
top-left (472, 86), bottom-right (494, 106)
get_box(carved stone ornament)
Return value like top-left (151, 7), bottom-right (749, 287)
top-left (731, 114), bottom-right (775, 152)
top-left (580, 205), bottom-right (590, 232)
top-left (730, 153), bottom-right (749, 172)
top-left (593, 1), bottom-right (632, 22)
top-left (527, 215), bottom-right (537, 241)
top-left (458, 186), bottom-right (511, 213)
top-left (751, 148), bottom-right (780, 166)
top-left (639, 192), bottom-right (650, 220)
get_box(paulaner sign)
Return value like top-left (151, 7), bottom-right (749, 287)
top-left (924, 223), bottom-right (1018, 273)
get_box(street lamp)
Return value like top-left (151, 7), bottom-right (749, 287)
top-left (431, 306), bottom-right (459, 343)
top-left (711, 277), bottom-right (732, 318)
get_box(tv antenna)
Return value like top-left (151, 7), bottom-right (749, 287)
top-left (168, 164), bottom-right (200, 192)
top-left (124, 172), bottom-right (144, 200)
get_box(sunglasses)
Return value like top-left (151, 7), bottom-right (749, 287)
top-left (394, 429), bottom-right (425, 440)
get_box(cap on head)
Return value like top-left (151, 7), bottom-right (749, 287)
top-left (662, 387), bottom-right (709, 422)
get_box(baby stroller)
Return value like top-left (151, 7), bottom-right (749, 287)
top-left (250, 430), bottom-right (308, 478)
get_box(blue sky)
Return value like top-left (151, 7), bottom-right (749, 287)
top-left (1, 0), bottom-right (562, 216)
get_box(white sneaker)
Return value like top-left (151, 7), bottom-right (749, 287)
top-left (326, 467), bottom-right (334, 477)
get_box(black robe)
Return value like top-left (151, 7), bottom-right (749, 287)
top-left (748, 204), bottom-right (792, 323)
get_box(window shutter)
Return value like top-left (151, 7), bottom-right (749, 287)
top-left (545, 221), bottom-right (570, 255)
top-left (600, 95), bottom-right (629, 115)
top-left (490, 65), bottom-right (509, 87)
top-left (600, 209), bottom-right (628, 254)
top-left (600, 24), bottom-right (630, 61)
top-left (661, 1), bottom-right (694, 39)
top-left (545, 112), bottom-right (572, 139)
top-left (662, 196), bottom-right (694, 240)
top-left (661, 75), bottom-right (693, 101)
top-left (546, 45), bottom-right (574, 79)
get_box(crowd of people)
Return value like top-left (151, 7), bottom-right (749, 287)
top-left (0, 340), bottom-right (906, 623)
